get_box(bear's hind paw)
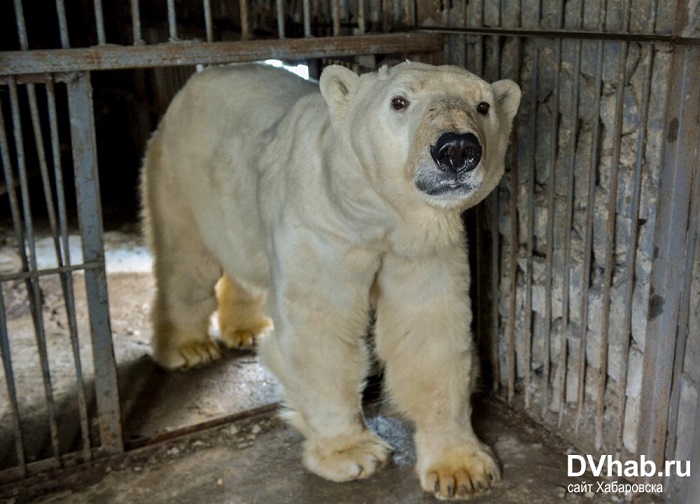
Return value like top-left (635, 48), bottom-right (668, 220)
top-left (220, 318), bottom-right (273, 350)
top-left (153, 337), bottom-right (222, 370)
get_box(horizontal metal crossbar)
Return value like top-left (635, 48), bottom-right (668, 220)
top-left (0, 33), bottom-right (444, 76)
top-left (413, 26), bottom-right (700, 45)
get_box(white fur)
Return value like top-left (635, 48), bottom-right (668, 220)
top-left (141, 62), bottom-right (520, 499)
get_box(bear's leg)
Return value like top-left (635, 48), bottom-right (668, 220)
top-left (374, 248), bottom-right (500, 500)
top-left (259, 329), bottom-right (392, 482)
top-left (216, 273), bottom-right (273, 349)
top-left (149, 217), bottom-right (223, 370)
top-left (258, 247), bottom-right (391, 482)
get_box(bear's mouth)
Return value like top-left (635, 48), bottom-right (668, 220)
top-left (414, 172), bottom-right (476, 198)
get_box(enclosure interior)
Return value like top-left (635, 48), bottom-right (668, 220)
top-left (0, 0), bottom-right (699, 502)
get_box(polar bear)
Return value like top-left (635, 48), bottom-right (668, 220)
top-left (141, 61), bottom-right (520, 500)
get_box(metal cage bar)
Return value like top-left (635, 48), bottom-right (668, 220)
top-left (64, 71), bottom-right (124, 455)
top-left (8, 77), bottom-right (63, 464)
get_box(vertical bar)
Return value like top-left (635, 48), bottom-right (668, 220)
top-left (65, 71), bottom-right (123, 455)
top-left (167, 0), bottom-right (178, 41)
top-left (542, 1), bottom-right (564, 418)
top-left (617, 0), bottom-right (659, 455)
top-left (276, 0), bottom-right (286, 38)
top-left (382, 0), bottom-right (391, 33)
top-left (557, 37), bottom-right (581, 424)
top-left (203, 0), bottom-right (213, 42)
top-left (571, 37), bottom-right (604, 428)
top-left (458, 0), bottom-right (467, 68)
top-left (638, 44), bottom-right (700, 480)
top-left (681, 371), bottom-right (700, 503)
top-left (524, 41), bottom-right (538, 409)
top-left (27, 85), bottom-right (61, 258)
top-left (572, 2), bottom-right (607, 427)
top-left (13, 0), bottom-right (29, 50)
top-left (506, 2), bottom-right (523, 405)
top-left (47, 77), bottom-right (93, 459)
top-left (239, 0), bottom-right (251, 40)
top-left (94, 0), bottom-right (106, 44)
top-left (130, 0), bottom-right (144, 45)
top-left (666, 127), bottom-right (699, 462)
top-left (507, 105), bottom-right (519, 404)
top-left (594, 38), bottom-right (628, 446)
top-left (9, 77), bottom-right (63, 464)
top-left (303, 0), bottom-right (313, 36)
top-left (522, 0), bottom-right (541, 410)
top-left (0, 95), bottom-right (28, 479)
top-left (55, 0), bottom-right (70, 48)
top-left (331, 0), bottom-right (341, 36)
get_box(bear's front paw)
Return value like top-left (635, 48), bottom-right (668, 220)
top-left (303, 430), bottom-right (393, 482)
top-left (220, 318), bottom-right (273, 350)
top-left (418, 441), bottom-right (500, 500)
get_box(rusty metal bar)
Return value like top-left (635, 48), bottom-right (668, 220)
top-left (26, 85), bottom-right (62, 270)
top-left (594, 37), bottom-right (630, 455)
top-left (8, 77), bottom-right (63, 464)
top-left (125, 403), bottom-right (281, 450)
top-left (639, 42), bottom-right (700, 479)
top-left (506, 64), bottom-right (521, 404)
top-left (0, 34), bottom-right (445, 75)
top-left (66, 71), bottom-right (124, 455)
top-left (0, 290), bottom-right (26, 476)
top-left (617, 45), bottom-right (654, 454)
top-left (555, 0), bottom-right (586, 425)
top-left (412, 25), bottom-right (700, 45)
top-left (28, 79), bottom-right (91, 459)
top-left (568, 36), bottom-right (603, 429)
top-left (557, 34), bottom-right (581, 425)
top-left (0, 262), bottom-right (103, 283)
top-left (46, 77), bottom-right (93, 460)
top-left (523, 47), bottom-right (537, 408)
top-left (542, 1), bottom-right (564, 418)
top-left (666, 125), bottom-right (700, 464)
top-left (617, 0), bottom-right (659, 456)
top-left (594, 0), bottom-right (634, 449)
top-left (520, 0), bottom-right (541, 410)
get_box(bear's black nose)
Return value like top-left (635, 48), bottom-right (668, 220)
top-left (430, 132), bottom-right (482, 174)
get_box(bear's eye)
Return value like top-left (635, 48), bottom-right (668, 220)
top-left (477, 102), bottom-right (490, 115)
top-left (391, 96), bottom-right (409, 111)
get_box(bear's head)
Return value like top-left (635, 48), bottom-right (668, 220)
top-left (320, 62), bottom-right (521, 212)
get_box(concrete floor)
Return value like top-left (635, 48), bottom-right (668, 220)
top-left (3, 397), bottom-right (645, 504)
top-left (0, 227), bottom-right (661, 503)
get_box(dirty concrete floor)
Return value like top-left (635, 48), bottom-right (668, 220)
top-left (4, 398), bottom-right (647, 504)
top-left (0, 227), bottom-right (660, 503)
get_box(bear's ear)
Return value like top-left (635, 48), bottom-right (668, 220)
top-left (320, 65), bottom-right (360, 117)
top-left (491, 79), bottom-right (522, 124)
